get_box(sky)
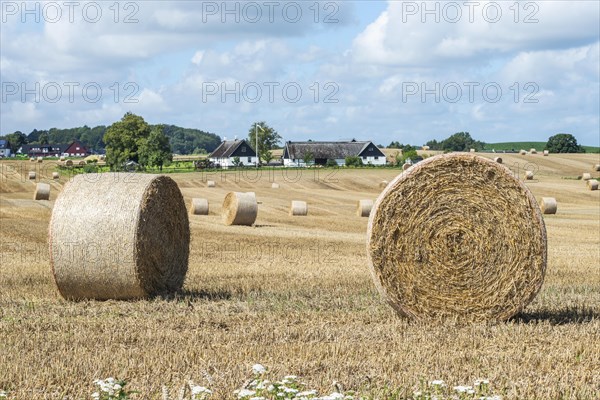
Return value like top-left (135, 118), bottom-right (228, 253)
top-left (1, 0), bottom-right (599, 146)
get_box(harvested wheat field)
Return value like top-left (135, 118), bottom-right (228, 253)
top-left (1, 154), bottom-right (599, 399)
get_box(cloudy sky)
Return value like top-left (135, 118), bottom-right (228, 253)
top-left (1, 1), bottom-right (598, 146)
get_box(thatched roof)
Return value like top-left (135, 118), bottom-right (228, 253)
top-left (284, 141), bottom-right (384, 160)
top-left (209, 140), bottom-right (256, 158)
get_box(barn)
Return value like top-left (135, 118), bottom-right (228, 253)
top-left (208, 139), bottom-right (258, 168)
top-left (282, 140), bottom-right (386, 167)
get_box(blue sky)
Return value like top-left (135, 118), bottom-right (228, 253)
top-left (1, 1), bottom-right (598, 146)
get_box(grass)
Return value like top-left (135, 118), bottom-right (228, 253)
top-left (0, 153), bottom-right (599, 399)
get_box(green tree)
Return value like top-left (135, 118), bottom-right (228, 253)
top-left (1, 131), bottom-right (27, 153)
top-left (545, 133), bottom-right (583, 153)
top-left (248, 122), bottom-right (282, 165)
top-left (326, 158), bottom-right (338, 167)
top-left (232, 156), bottom-right (241, 167)
top-left (303, 151), bottom-right (314, 166)
top-left (104, 112), bottom-right (151, 170)
top-left (397, 149), bottom-right (418, 165)
top-left (438, 132), bottom-right (484, 152)
top-left (345, 156), bottom-right (363, 167)
top-left (38, 132), bottom-right (49, 145)
top-left (138, 125), bottom-right (173, 171)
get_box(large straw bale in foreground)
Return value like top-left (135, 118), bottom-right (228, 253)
top-left (190, 198), bottom-right (209, 215)
top-left (34, 183), bottom-right (50, 200)
top-left (49, 173), bottom-right (190, 300)
top-left (367, 153), bottom-right (546, 321)
top-left (222, 192), bottom-right (257, 225)
top-left (539, 197), bottom-right (557, 214)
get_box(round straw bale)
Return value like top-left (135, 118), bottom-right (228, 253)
top-left (222, 192), bottom-right (257, 226)
top-left (587, 179), bottom-right (599, 190)
top-left (581, 173), bottom-right (591, 181)
top-left (190, 198), bottom-right (209, 215)
top-left (34, 183), bottom-right (50, 200)
top-left (494, 157), bottom-right (503, 164)
top-left (379, 180), bottom-right (389, 189)
top-left (519, 149), bottom-right (527, 155)
top-left (52, 172), bottom-right (60, 180)
top-left (543, 150), bottom-right (549, 156)
top-left (539, 197), bottom-right (557, 214)
top-left (469, 148), bottom-right (475, 153)
top-left (78, 160), bottom-right (86, 166)
top-left (271, 182), bottom-right (280, 189)
top-left (525, 170), bottom-right (534, 180)
top-left (357, 199), bottom-right (373, 217)
top-left (28, 171), bottom-right (36, 180)
top-left (530, 148), bottom-right (537, 154)
top-left (290, 200), bottom-right (308, 216)
top-left (37, 157), bottom-right (43, 163)
top-left (49, 173), bottom-right (190, 300)
top-left (594, 164), bottom-right (600, 171)
top-left (207, 180), bottom-right (216, 188)
top-left (59, 156), bottom-right (65, 161)
top-left (64, 159), bottom-right (73, 167)
top-left (422, 146), bottom-right (430, 151)
top-left (367, 153), bottom-right (546, 321)
top-left (402, 163), bottom-right (412, 171)
top-left (30, 157), bottom-right (35, 162)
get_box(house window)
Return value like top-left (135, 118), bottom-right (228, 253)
top-left (248, 157), bottom-right (252, 163)
top-left (363, 156), bottom-right (367, 160)
top-left (242, 147), bottom-right (246, 153)
top-left (76, 147), bottom-right (80, 150)
top-left (369, 147), bottom-right (373, 151)
top-left (375, 156), bottom-right (379, 160)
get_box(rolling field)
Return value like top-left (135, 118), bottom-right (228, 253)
top-left (1, 153), bottom-right (599, 399)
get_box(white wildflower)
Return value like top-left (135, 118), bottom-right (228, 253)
top-left (91, 392), bottom-right (100, 400)
top-left (252, 364), bottom-right (267, 375)
top-left (475, 379), bottom-right (490, 386)
top-left (296, 390), bottom-right (318, 397)
top-left (454, 385), bottom-right (473, 393)
top-left (431, 380), bottom-right (445, 386)
top-left (237, 388), bottom-right (257, 398)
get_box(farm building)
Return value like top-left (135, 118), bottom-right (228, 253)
top-left (282, 140), bottom-right (386, 167)
top-left (19, 140), bottom-right (90, 158)
top-left (208, 139), bottom-right (258, 168)
top-left (0, 139), bottom-right (11, 157)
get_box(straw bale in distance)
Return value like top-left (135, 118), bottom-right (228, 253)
top-left (587, 179), bottom-right (599, 190)
top-left (190, 198), bottom-right (209, 215)
top-left (543, 150), bottom-right (549, 156)
top-left (422, 146), bottom-right (430, 151)
top-left (494, 157), bottom-right (503, 164)
top-left (469, 148), bottom-right (475, 153)
top-left (52, 172), bottom-right (60, 180)
top-left (49, 173), bottom-right (190, 300)
top-left (34, 183), bottom-right (50, 200)
top-left (290, 200), bottom-right (308, 216)
top-left (403, 163), bottom-right (412, 171)
top-left (222, 192), bottom-right (257, 226)
top-left (530, 148), bottom-right (537, 154)
top-left (594, 164), bottom-right (600, 171)
top-left (581, 173), bottom-right (591, 181)
top-left (64, 160), bottom-right (73, 167)
top-left (525, 170), bottom-right (534, 180)
top-left (539, 197), bottom-right (557, 214)
top-left (357, 199), bottom-right (373, 217)
top-left (28, 171), bottom-right (36, 180)
top-left (37, 157), bottom-right (43, 163)
top-left (367, 153), bottom-right (547, 321)
top-left (271, 183), bottom-right (280, 189)
top-left (207, 180), bottom-right (216, 188)
top-left (520, 149), bottom-right (527, 155)
top-left (30, 157), bottom-right (35, 162)
top-left (59, 156), bottom-right (65, 161)
top-left (379, 180), bottom-right (388, 189)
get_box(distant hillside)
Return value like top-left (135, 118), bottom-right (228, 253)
top-left (484, 142), bottom-right (599, 153)
top-left (2, 124), bottom-right (222, 155)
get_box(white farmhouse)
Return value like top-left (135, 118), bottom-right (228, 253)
top-left (208, 139), bottom-right (258, 168)
top-left (282, 140), bottom-right (386, 167)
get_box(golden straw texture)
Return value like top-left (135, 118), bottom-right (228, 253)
top-left (367, 153), bottom-right (547, 321)
top-left (357, 200), bottom-right (373, 217)
top-left (539, 197), bottom-right (557, 214)
top-left (222, 192), bottom-right (258, 225)
top-left (190, 198), bottom-right (209, 215)
top-left (34, 183), bottom-right (50, 200)
top-left (49, 173), bottom-right (190, 300)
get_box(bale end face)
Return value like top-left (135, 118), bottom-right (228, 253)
top-left (34, 183), bottom-right (50, 200)
top-left (587, 179), bottom-right (599, 191)
top-left (367, 153), bottom-right (547, 322)
top-left (582, 173), bottom-right (592, 181)
top-left (525, 171), bottom-right (534, 180)
top-left (357, 199), bottom-right (373, 217)
top-left (207, 180), bottom-right (216, 188)
top-left (290, 200), bottom-right (308, 216)
top-left (494, 157), bottom-right (503, 164)
top-left (539, 197), bottom-right (557, 214)
top-left (222, 192), bottom-right (258, 225)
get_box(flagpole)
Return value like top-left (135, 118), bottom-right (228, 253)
top-left (255, 123), bottom-right (259, 168)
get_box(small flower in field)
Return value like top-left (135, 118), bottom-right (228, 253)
top-left (267, 385), bottom-right (276, 392)
top-left (296, 390), bottom-right (318, 398)
top-left (91, 392), bottom-right (100, 400)
top-left (255, 380), bottom-right (269, 390)
top-left (430, 380), bottom-right (445, 387)
top-left (0, 391), bottom-right (8, 399)
top-left (323, 393), bottom-right (344, 399)
top-left (474, 379), bottom-right (489, 386)
top-left (191, 385), bottom-right (212, 398)
top-left (480, 397), bottom-right (502, 400)
top-left (454, 385), bottom-right (473, 393)
top-left (252, 364), bottom-right (267, 375)
top-left (237, 388), bottom-right (257, 398)
top-left (249, 397), bottom-right (266, 400)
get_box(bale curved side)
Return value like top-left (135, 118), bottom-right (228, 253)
top-left (222, 192), bottom-right (257, 225)
top-left (190, 198), bottom-right (209, 215)
top-left (357, 199), bottom-right (373, 217)
top-left (290, 200), bottom-right (308, 216)
top-left (28, 171), bottom-right (36, 180)
top-left (582, 173), bottom-right (591, 181)
top-left (52, 172), bottom-right (60, 180)
top-left (207, 180), bottom-right (216, 188)
top-left (525, 171), bottom-right (534, 180)
top-left (539, 197), bottom-right (557, 214)
top-left (587, 179), bottom-right (599, 190)
top-left (49, 173), bottom-right (190, 300)
top-left (594, 164), bottom-right (600, 172)
top-left (34, 183), bottom-right (50, 200)
top-left (367, 153), bottom-right (547, 321)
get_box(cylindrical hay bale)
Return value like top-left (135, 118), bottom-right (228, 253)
top-left (520, 149), bottom-right (527, 155)
top-left (28, 171), bottom-right (36, 180)
top-left (37, 157), bottom-right (43, 163)
top-left (271, 183), bottom-right (280, 189)
top-left (582, 173), bottom-right (592, 181)
top-left (30, 157), bottom-right (35, 162)
top-left (64, 160), bottom-right (73, 167)
top-left (539, 197), bottom-right (557, 214)
top-left (543, 150), bottom-right (549, 156)
top-left (530, 148), bottom-right (537, 154)
top-left (59, 156), bottom-right (65, 161)
top-left (34, 183), bottom-right (50, 200)
top-left (78, 160), bottom-right (86, 166)
top-left (49, 173), bottom-right (190, 300)
top-left (594, 164), bottom-right (600, 171)
top-left (422, 146), bottom-right (430, 151)
top-left (222, 192), bottom-right (258, 226)
top-left (357, 199), bottom-right (373, 217)
top-left (190, 198), bottom-right (209, 215)
top-left (469, 148), bottom-right (475, 153)
top-left (52, 172), bottom-right (60, 180)
top-left (402, 163), bottom-right (412, 171)
top-left (494, 157), bottom-right (503, 164)
top-left (290, 200), bottom-right (308, 216)
top-left (207, 180), bottom-right (216, 188)
top-left (525, 170), bottom-right (534, 180)
top-left (367, 153), bottom-right (546, 321)
top-left (587, 179), bottom-right (599, 191)
top-left (379, 180), bottom-right (389, 189)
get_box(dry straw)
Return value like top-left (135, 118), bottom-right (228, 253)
top-left (272, 183), bottom-right (280, 189)
top-left (28, 171), bottom-right (36, 180)
top-left (367, 153), bottom-right (547, 321)
top-left (357, 199), bottom-right (373, 217)
top-left (582, 173), bottom-right (592, 181)
top-left (594, 164), bottom-right (600, 171)
top-left (222, 192), bottom-right (257, 225)
top-left (190, 198), bottom-right (209, 215)
top-left (379, 180), bottom-right (389, 189)
top-left (530, 148), bottom-right (537, 154)
top-left (494, 157), bottom-right (503, 164)
top-left (290, 200), bottom-right (308, 216)
top-left (543, 150), bottom-right (549, 156)
top-left (52, 172), bottom-right (60, 180)
top-left (49, 173), bottom-right (190, 300)
top-left (207, 180), bottom-right (216, 188)
top-left (587, 179), bottom-right (599, 191)
top-left (539, 197), bottom-right (557, 214)
top-left (520, 149), bottom-right (527, 155)
top-left (525, 170), bottom-right (534, 180)
top-left (34, 183), bottom-right (50, 200)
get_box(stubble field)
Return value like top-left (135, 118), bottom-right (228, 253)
top-left (1, 153), bottom-right (599, 399)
